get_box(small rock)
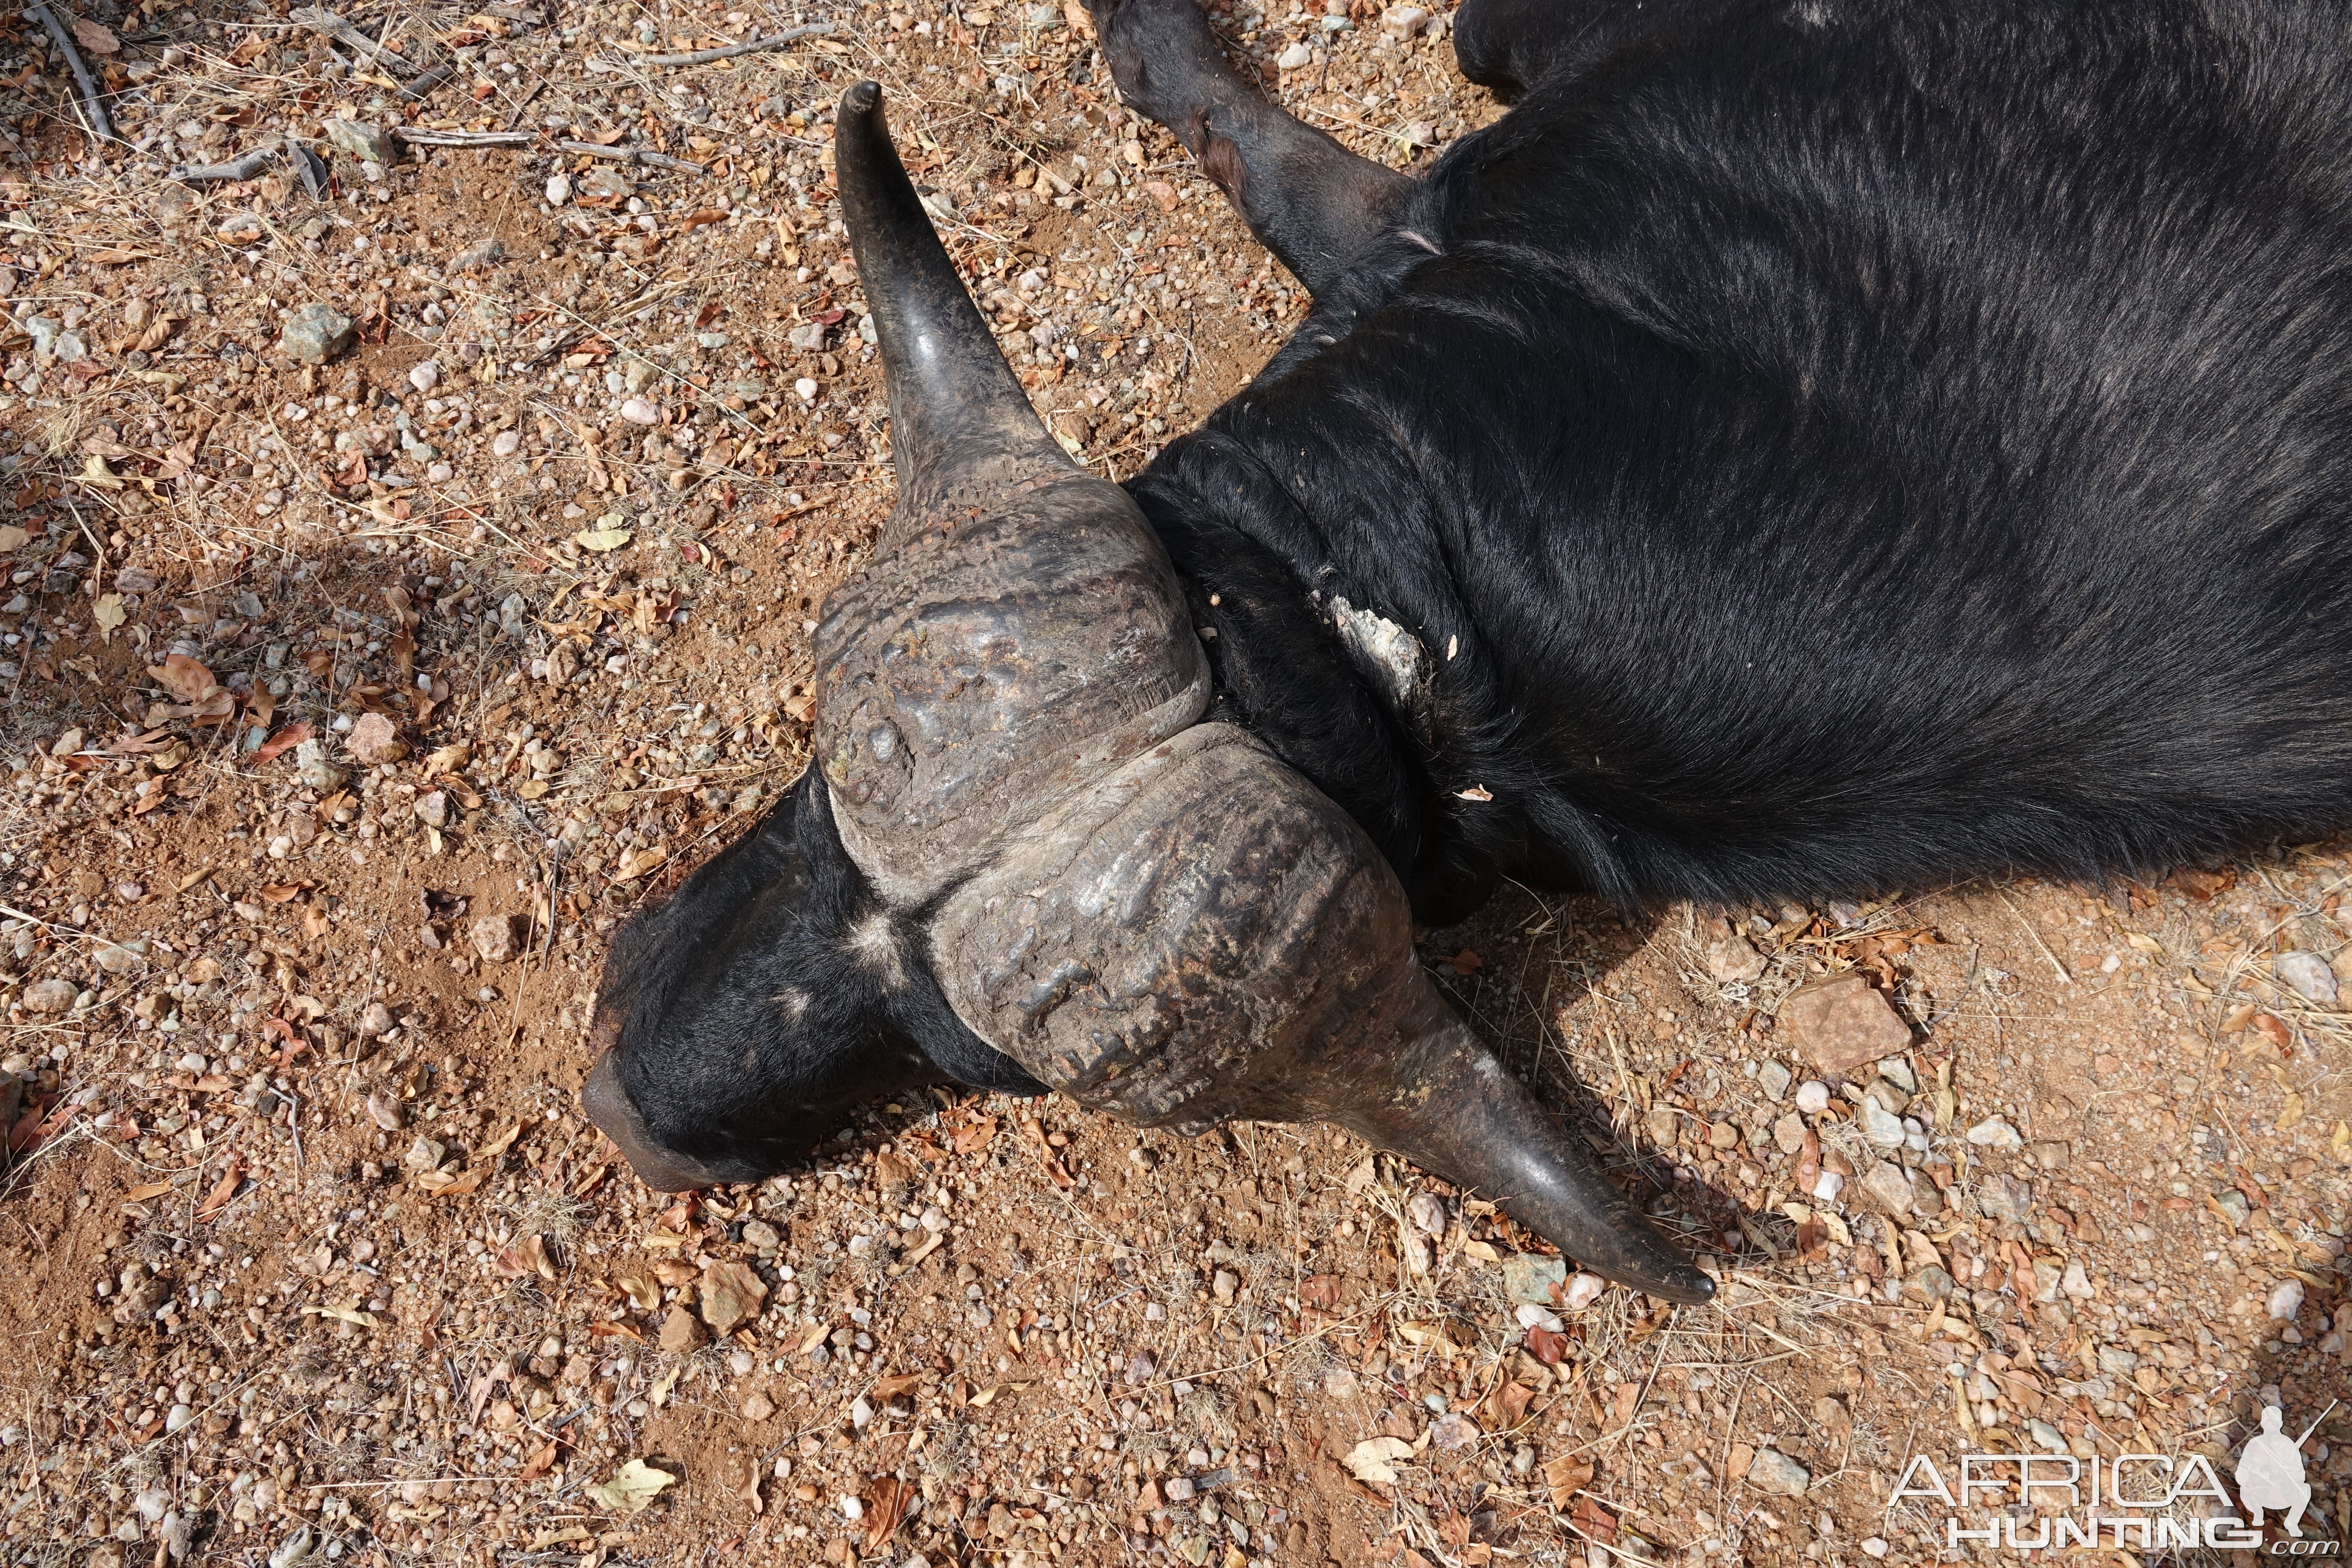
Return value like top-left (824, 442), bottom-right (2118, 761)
top-left (1405, 1191), bottom-right (1447, 1234)
top-left (1704, 934), bottom-right (1767, 983)
top-left (2212, 1187), bottom-right (2251, 1227)
top-left (322, 119), bottom-right (396, 163)
top-left (794, 377), bottom-right (819, 401)
top-left (1777, 973), bottom-right (1911, 1072)
top-left (658, 1306), bottom-right (707, 1354)
top-left (1124, 1350), bottom-right (1157, 1386)
top-left (407, 360), bottom-right (440, 395)
top-left (468, 914), bottom-right (519, 964)
top-left (1513, 1302), bottom-right (1563, 1332)
top-left (1276, 40), bottom-right (1312, 68)
top-left (1861, 1537), bottom-right (1890, 1558)
top-left (24, 316), bottom-right (65, 358)
top-left (1758, 1061), bottom-right (1792, 1101)
top-left (292, 738), bottom-right (346, 793)
top-left (1772, 1112), bottom-right (1807, 1154)
top-left (1906, 1264), bottom-right (1954, 1301)
top-left (741, 1390), bottom-right (775, 1421)
top-left (92, 941), bottom-right (147, 974)
top-left (1501, 1253), bottom-right (1566, 1305)
top-left (2031, 1258), bottom-right (2063, 1303)
top-left (491, 429), bottom-right (521, 458)
top-left (849, 1396), bottom-right (874, 1429)
top-left (1211, 1268), bottom-right (1238, 1302)
top-left (344, 712), bottom-right (406, 765)
top-left (1793, 1079), bottom-right (1832, 1115)
top-left (1877, 1057), bottom-right (1919, 1094)
top-left (359, 1001), bottom-right (396, 1038)
top-left (2061, 1259), bottom-right (2095, 1300)
top-left (22, 978), bottom-right (76, 1014)
top-left (1561, 1271), bottom-right (1607, 1311)
top-left (1857, 1159), bottom-right (1917, 1217)
top-left (1429, 1411), bottom-right (1478, 1450)
top-left (164, 1403), bottom-right (193, 1433)
top-left (1162, 1476), bottom-right (1195, 1504)
top-left (2027, 1419), bottom-right (2069, 1455)
top-left (546, 173), bottom-right (572, 205)
top-left (620, 398), bottom-right (661, 426)
top-left (742, 1219), bottom-right (781, 1250)
top-left (1964, 1115), bottom-right (2024, 1152)
top-left (1857, 1097), bottom-right (1907, 1149)
top-left (698, 1259), bottom-right (768, 1334)
top-left (1976, 1172), bottom-right (2033, 1220)
top-left (2275, 950), bottom-right (2339, 1007)
top-left (364, 1092), bottom-right (403, 1132)
top-left (1745, 1448), bottom-right (1810, 1497)
top-left (2269, 1278), bottom-right (2305, 1321)
top-left (413, 790), bottom-right (450, 830)
top-left (401, 1136), bottom-right (445, 1174)
top-left (279, 303), bottom-right (355, 365)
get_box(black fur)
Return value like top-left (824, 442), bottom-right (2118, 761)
top-left (1135, 0), bottom-right (2352, 917)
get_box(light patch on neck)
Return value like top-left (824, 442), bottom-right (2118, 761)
top-left (1329, 596), bottom-right (1429, 708)
top-left (848, 912), bottom-right (909, 989)
top-left (770, 988), bottom-right (812, 1020)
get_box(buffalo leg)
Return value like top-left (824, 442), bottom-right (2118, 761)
top-left (1088, 0), bottom-right (1410, 298)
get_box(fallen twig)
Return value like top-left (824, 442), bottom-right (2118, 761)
top-left (392, 127), bottom-right (532, 147)
top-left (387, 126), bottom-right (708, 174)
top-left (290, 5), bottom-right (420, 77)
top-left (27, 3), bottom-right (114, 143)
top-left (400, 61), bottom-right (456, 102)
top-left (635, 20), bottom-right (833, 66)
top-left (558, 139), bottom-right (706, 173)
top-left (168, 149), bottom-right (273, 182)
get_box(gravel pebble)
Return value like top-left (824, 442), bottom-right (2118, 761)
top-left (1745, 1447), bottom-right (1810, 1496)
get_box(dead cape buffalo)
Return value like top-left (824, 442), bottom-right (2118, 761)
top-left (583, 0), bottom-right (2352, 1304)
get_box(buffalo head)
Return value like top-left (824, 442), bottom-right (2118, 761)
top-left (583, 82), bottom-right (1712, 1305)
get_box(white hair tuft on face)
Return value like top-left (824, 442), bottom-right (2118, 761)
top-left (847, 913), bottom-right (909, 989)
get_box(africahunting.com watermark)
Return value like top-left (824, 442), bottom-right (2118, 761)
top-left (1892, 1403), bottom-right (2340, 1554)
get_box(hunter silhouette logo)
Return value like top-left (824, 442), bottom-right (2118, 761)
top-left (1892, 1401), bottom-right (2340, 1554)
top-left (2239, 1405), bottom-right (2322, 1537)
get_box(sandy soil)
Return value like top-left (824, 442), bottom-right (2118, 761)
top-left (2, 0), bottom-right (2350, 1565)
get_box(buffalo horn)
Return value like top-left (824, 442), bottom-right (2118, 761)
top-left (835, 81), bottom-right (1069, 499)
top-left (1334, 973), bottom-right (1716, 1305)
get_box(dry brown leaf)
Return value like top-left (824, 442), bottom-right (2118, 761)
top-left (195, 1155), bottom-right (247, 1222)
top-left (1482, 1378), bottom-right (1533, 1434)
top-left (431, 1167), bottom-right (490, 1198)
top-left (868, 1370), bottom-right (927, 1401)
top-left (71, 17), bottom-right (119, 51)
top-left (1541, 1453), bottom-right (1594, 1510)
top-left (254, 721), bottom-right (312, 763)
top-left (148, 654), bottom-right (219, 703)
top-left (862, 1476), bottom-right (913, 1555)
